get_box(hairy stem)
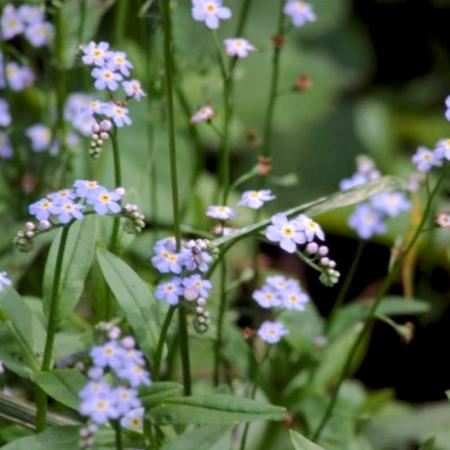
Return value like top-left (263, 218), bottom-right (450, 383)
top-left (36, 225), bottom-right (71, 431)
top-left (311, 169), bottom-right (447, 442)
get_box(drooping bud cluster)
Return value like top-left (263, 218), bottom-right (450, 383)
top-left (123, 203), bottom-right (146, 234)
top-left (78, 423), bottom-right (98, 450)
top-left (304, 242), bottom-right (340, 287)
top-left (89, 120), bottom-right (113, 159)
top-left (193, 297), bottom-right (211, 334)
top-left (13, 221), bottom-right (37, 252)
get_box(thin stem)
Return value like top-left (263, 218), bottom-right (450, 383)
top-left (110, 128), bottom-right (123, 253)
top-left (153, 305), bottom-right (177, 380)
top-left (160, 0), bottom-right (190, 395)
top-left (310, 169), bottom-right (447, 442)
top-left (36, 225), bottom-right (71, 432)
top-left (213, 260), bottom-right (227, 386)
top-left (325, 241), bottom-right (365, 334)
top-left (262, 0), bottom-right (285, 161)
top-left (239, 346), bottom-right (272, 450)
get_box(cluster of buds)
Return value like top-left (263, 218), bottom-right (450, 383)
top-left (13, 221), bottom-right (41, 252)
top-left (95, 321), bottom-right (122, 340)
top-left (193, 297), bottom-right (210, 334)
top-left (79, 423), bottom-right (98, 450)
top-left (89, 120), bottom-right (113, 159)
top-left (305, 242), bottom-right (340, 287)
top-left (123, 203), bottom-right (146, 234)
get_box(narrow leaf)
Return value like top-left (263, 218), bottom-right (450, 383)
top-left (43, 217), bottom-right (96, 322)
top-left (140, 382), bottom-right (183, 408)
top-left (213, 176), bottom-right (403, 247)
top-left (376, 296), bottom-right (430, 316)
top-left (32, 369), bottom-right (87, 410)
top-left (160, 426), bottom-right (231, 450)
top-left (290, 430), bottom-right (325, 450)
top-left (148, 394), bottom-right (285, 425)
top-left (96, 249), bottom-right (160, 360)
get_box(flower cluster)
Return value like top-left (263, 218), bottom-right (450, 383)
top-left (79, 325), bottom-right (149, 442)
top-left (341, 156), bottom-right (411, 240)
top-left (14, 181), bottom-right (143, 251)
top-left (412, 140), bottom-right (450, 173)
top-left (283, 1), bottom-right (316, 28)
top-left (0, 271), bottom-right (12, 292)
top-left (265, 213), bottom-right (340, 286)
top-left (153, 237), bottom-right (215, 333)
top-left (1, 4), bottom-right (53, 47)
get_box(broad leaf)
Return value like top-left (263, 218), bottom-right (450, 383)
top-left (0, 288), bottom-right (45, 372)
top-left (32, 369), bottom-right (87, 410)
top-left (43, 217), bottom-right (96, 322)
top-left (0, 426), bottom-right (80, 450)
top-left (290, 430), bottom-right (325, 450)
top-left (148, 394), bottom-right (285, 425)
top-left (160, 426), bottom-right (231, 450)
top-left (96, 249), bottom-right (160, 360)
top-left (213, 176), bottom-right (403, 247)
top-left (140, 382), bottom-right (183, 408)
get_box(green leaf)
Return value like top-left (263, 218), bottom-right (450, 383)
top-left (32, 369), bottom-right (87, 410)
top-left (140, 382), bottom-right (183, 408)
top-left (59, 0), bottom-right (114, 69)
top-left (290, 430), bottom-right (326, 450)
top-left (0, 426), bottom-right (80, 450)
top-left (159, 426), bottom-right (231, 450)
top-left (213, 176), bottom-right (404, 247)
top-left (376, 296), bottom-right (430, 316)
top-left (0, 288), bottom-right (45, 372)
top-left (148, 394), bottom-right (285, 425)
top-left (419, 437), bottom-right (436, 450)
top-left (0, 392), bottom-right (78, 430)
top-left (43, 217), bottom-right (96, 323)
top-left (96, 249), bottom-right (160, 360)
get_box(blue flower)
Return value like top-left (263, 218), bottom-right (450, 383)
top-left (121, 407), bottom-right (144, 431)
top-left (26, 124), bottom-right (51, 152)
top-left (224, 38), bottom-right (256, 59)
top-left (281, 287), bottom-right (309, 311)
top-left (25, 21), bottom-right (53, 47)
top-left (238, 189), bottom-right (275, 210)
top-left (86, 188), bottom-right (123, 215)
top-left (0, 98), bottom-right (11, 127)
top-left (50, 200), bottom-right (85, 224)
top-left (283, 1), bottom-right (316, 28)
top-left (434, 139), bottom-right (450, 161)
top-left (258, 321), bottom-right (288, 344)
top-left (82, 41), bottom-right (112, 67)
top-left (29, 198), bottom-right (54, 221)
top-left (191, 0), bottom-right (232, 30)
top-left (0, 271), bottom-right (12, 291)
top-left (79, 392), bottom-right (120, 425)
top-left (371, 192), bottom-right (411, 217)
top-left (412, 146), bottom-right (442, 172)
top-left (74, 179), bottom-right (103, 199)
top-left (0, 131), bottom-right (13, 159)
top-left (113, 386), bottom-right (141, 416)
top-left (180, 239), bottom-right (213, 273)
top-left (252, 285), bottom-right (282, 308)
top-left (123, 80), bottom-right (146, 101)
top-left (206, 205), bottom-right (238, 221)
top-left (90, 341), bottom-right (126, 370)
top-left (294, 214), bottom-right (325, 242)
top-left (348, 203), bottom-right (386, 240)
top-left (116, 363), bottom-right (151, 388)
top-left (79, 381), bottom-right (111, 400)
top-left (91, 67), bottom-right (123, 91)
top-left (155, 277), bottom-right (183, 305)
top-left (48, 189), bottom-right (76, 204)
top-left (182, 274), bottom-right (212, 301)
top-left (103, 103), bottom-right (132, 127)
top-left (265, 213), bottom-right (305, 253)
top-left (1, 5), bottom-right (24, 40)
top-left (151, 249), bottom-right (184, 274)
top-left (108, 51), bottom-right (133, 76)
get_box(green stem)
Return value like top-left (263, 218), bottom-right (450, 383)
top-left (239, 346), bottom-right (271, 450)
top-left (213, 260), bottom-right (227, 386)
top-left (112, 420), bottom-right (124, 450)
top-left (310, 169), bottom-right (447, 442)
top-left (325, 241), bottom-right (365, 334)
top-left (160, 0), bottom-right (190, 395)
top-left (153, 305), bottom-right (177, 380)
top-left (77, 0), bottom-right (87, 45)
top-left (110, 128), bottom-right (123, 253)
top-left (36, 225), bottom-right (71, 432)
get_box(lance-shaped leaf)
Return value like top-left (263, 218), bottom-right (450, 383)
top-left (0, 288), bottom-right (45, 372)
top-left (32, 369), bottom-right (87, 410)
top-left (213, 176), bottom-right (403, 248)
top-left (159, 425), bottom-right (231, 450)
top-left (96, 249), bottom-right (160, 361)
top-left (147, 394), bottom-right (285, 425)
top-left (140, 382), bottom-right (183, 408)
top-left (290, 430), bottom-right (326, 450)
top-left (43, 217), bottom-right (96, 323)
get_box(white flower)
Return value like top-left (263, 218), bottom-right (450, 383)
top-left (224, 38), bottom-right (256, 59)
